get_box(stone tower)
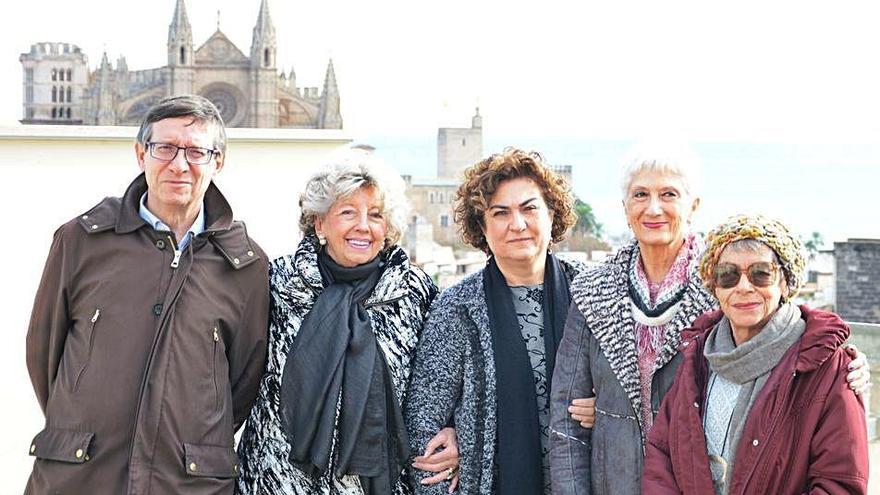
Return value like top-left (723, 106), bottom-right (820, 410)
top-left (250, 0), bottom-right (278, 127)
top-left (95, 52), bottom-right (117, 125)
top-left (19, 42), bottom-right (88, 124)
top-left (318, 59), bottom-right (342, 129)
top-left (437, 107), bottom-right (483, 179)
top-left (167, 0), bottom-right (194, 95)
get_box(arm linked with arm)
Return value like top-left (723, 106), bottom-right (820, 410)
top-left (549, 304), bottom-right (594, 495)
top-left (404, 296), bottom-right (466, 494)
top-left (228, 261), bottom-right (270, 432)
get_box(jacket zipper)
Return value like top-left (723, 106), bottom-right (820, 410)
top-left (73, 309), bottom-right (101, 392)
top-left (126, 261), bottom-right (191, 481)
top-left (212, 327), bottom-right (220, 409)
top-left (737, 366), bottom-right (795, 492)
top-left (167, 235), bottom-right (181, 269)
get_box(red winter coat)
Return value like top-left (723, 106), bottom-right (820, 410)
top-left (643, 305), bottom-right (868, 495)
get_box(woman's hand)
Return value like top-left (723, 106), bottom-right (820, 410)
top-left (412, 427), bottom-right (460, 493)
top-left (569, 396), bottom-right (596, 428)
top-left (844, 344), bottom-right (871, 395)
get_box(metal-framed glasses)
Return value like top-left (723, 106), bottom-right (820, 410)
top-left (713, 261), bottom-right (780, 289)
top-left (146, 142), bottom-right (218, 165)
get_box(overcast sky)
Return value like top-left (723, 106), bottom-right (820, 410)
top-left (2, 0), bottom-right (880, 142)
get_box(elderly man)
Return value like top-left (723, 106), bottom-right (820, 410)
top-left (25, 95), bottom-right (269, 494)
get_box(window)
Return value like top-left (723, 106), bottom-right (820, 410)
top-left (51, 108), bottom-right (56, 118)
top-left (66, 108), bottom-right (71, 119)
top-left (180, 46), bottom-right (186, 64)
top-left (429, 192), bottom-right (435, 204)
top-left (440, 215), bottom-right (449, 227)
top-left (51, 86), bottom-right (57, 102)
top-left (51, 69), bottom-right (57, 81)
top-left (66, 69), bottom-right (72, 81)
top-left (66, 87), bottom-right (72, 102)
top-left (462, 138), bottom-right (466, 146)
top-left (264, 48), bottom-right (270, 67)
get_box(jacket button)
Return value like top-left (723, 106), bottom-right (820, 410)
top-left (152, 304), bottom-right (163, 316)
top-left (156, 239), bottom-right (165, 249)
top-left (75, 449), bottom-right (83, 459)
top-left (247, 250), bottom-right (254, 257)
top-left (189, 462), bottom-right (197, 472)
top-left (752, 439), bottom-right (759, 446)
top-left (81, 215), bottom-right (89, 220)
top-left (682, 341), bottom-right (689, 347)
top-left (233, 464), bottom-right (239, 474)
top-left (91, 225), bottom-right (98, 230)
top-left (233, 258), bottom-right (240, 265)
top-left (693, 402), bottom-right (699, 408)
top-left (30, 444), bottom-right (35, 454)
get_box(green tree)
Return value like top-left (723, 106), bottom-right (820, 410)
top-left (573, 198), bottom-right (603, 238)
top-left (803, 231), bottom-right (824, 259)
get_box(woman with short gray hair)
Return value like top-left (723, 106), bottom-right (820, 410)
top-left (236, 149), bottom-right (438, 495)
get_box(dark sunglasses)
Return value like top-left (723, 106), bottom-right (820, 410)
top-left (713, 262), bottom-right (780, 289)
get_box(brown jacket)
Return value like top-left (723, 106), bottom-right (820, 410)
top-left (25, 174), bottom-right (269, 495)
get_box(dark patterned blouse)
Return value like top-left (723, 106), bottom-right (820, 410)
top-left (509, 284), bottom-right (551, 495)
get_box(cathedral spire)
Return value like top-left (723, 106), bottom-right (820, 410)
top-left (168, 0), bottom-right (192, 45)
top-left (251, 0), bottom-right (277, 68)
top-left (168, 0), bottom-right (193, 67)
top-left (318, 58), bottom-right (342, 129)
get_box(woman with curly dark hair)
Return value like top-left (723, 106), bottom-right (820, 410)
top-left (405, 148), bottom-right (583, 495)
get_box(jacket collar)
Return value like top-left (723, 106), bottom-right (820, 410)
top-left (76, 173), bottom-right (259, 270)
top-left (570, 240), bottom-right (716, 434)
top-left (460, 255), bottom-right (585, 335)
top-left (292, 236), bottom-right (414, 306)
top-left (690, 305), bottom-right (849, 374)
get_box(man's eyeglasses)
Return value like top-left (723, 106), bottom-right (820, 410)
top-left (146, 142), bottom-right (218, 165)
top-left (713, 261), bottom-right (780, 289)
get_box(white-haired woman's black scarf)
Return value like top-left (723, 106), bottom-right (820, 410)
top-left (483, 252), bottom-right (570, 495)
top-left (279, 249), bottom-right (409, 494)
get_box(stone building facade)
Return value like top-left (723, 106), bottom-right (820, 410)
top-left (835, 239), bottom-right (880, 323)
top-left (403, 109), bottom-right (483, 249)
top-left (20, 0), bottom-right (341, 129)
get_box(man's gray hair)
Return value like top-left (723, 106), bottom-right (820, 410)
top-left (299, 149), bottom-right (409, 247)
top-left (620, 141), bottom-right (702, 200)
top-left (136, 94), bottom-right (227, 154)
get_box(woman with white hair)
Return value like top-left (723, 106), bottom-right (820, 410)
top-left (548, 149), bottom-right (869, 494)
top-left (236, 150), bottom-right (438, 494)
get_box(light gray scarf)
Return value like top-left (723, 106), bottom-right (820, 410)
top-left (702, 302), bottom-right (805, 495)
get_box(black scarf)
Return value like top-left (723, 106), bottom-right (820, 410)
top-left (279, 249), bottom-right (409, 493)
top-left (483, 252), bottom-right (571, 495)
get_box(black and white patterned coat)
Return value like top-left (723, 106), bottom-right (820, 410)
top-left (404, 258), bottom-right (584, 495)
top-left (548, 240), bottom-right (717, 495)
top-left (236, 237), bottom-right (438, 495)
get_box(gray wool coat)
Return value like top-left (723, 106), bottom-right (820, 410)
top-left (548, 241), bottom-right (717, 495)
top-left (405, 258), bottom-right (583, 495)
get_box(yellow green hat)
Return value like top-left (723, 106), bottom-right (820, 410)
top-left (699, 214), bottom-right (806, 302)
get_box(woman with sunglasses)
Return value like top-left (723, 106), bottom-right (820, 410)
top-left (642, 214), bottom-right (868, 494)
top-left (549, 151), bottom-right (869, 495)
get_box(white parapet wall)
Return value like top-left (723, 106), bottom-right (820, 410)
top-left (0, 124), bottom-right (349, 487)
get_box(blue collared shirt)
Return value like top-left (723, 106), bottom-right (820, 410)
top-left (138, 193), bottom-right (205, 250)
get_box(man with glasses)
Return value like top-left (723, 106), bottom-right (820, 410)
top-left (25, 95), bottom-right (269, 494)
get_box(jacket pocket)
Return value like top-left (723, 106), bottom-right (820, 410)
top-left (72, 308), bottom-right (101, 392)
top-left (29, 427), bottom-right (94, 463)
top-left (183, 443), bottom-right (240, 478)
top-left (211, 326), bottom-right (225, 410)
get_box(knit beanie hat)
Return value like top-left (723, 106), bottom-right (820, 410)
top-left (699, 214), bottom-right (806, 301)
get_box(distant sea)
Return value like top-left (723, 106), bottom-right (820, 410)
top-left (359, 136), bottom-right (880, 245)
